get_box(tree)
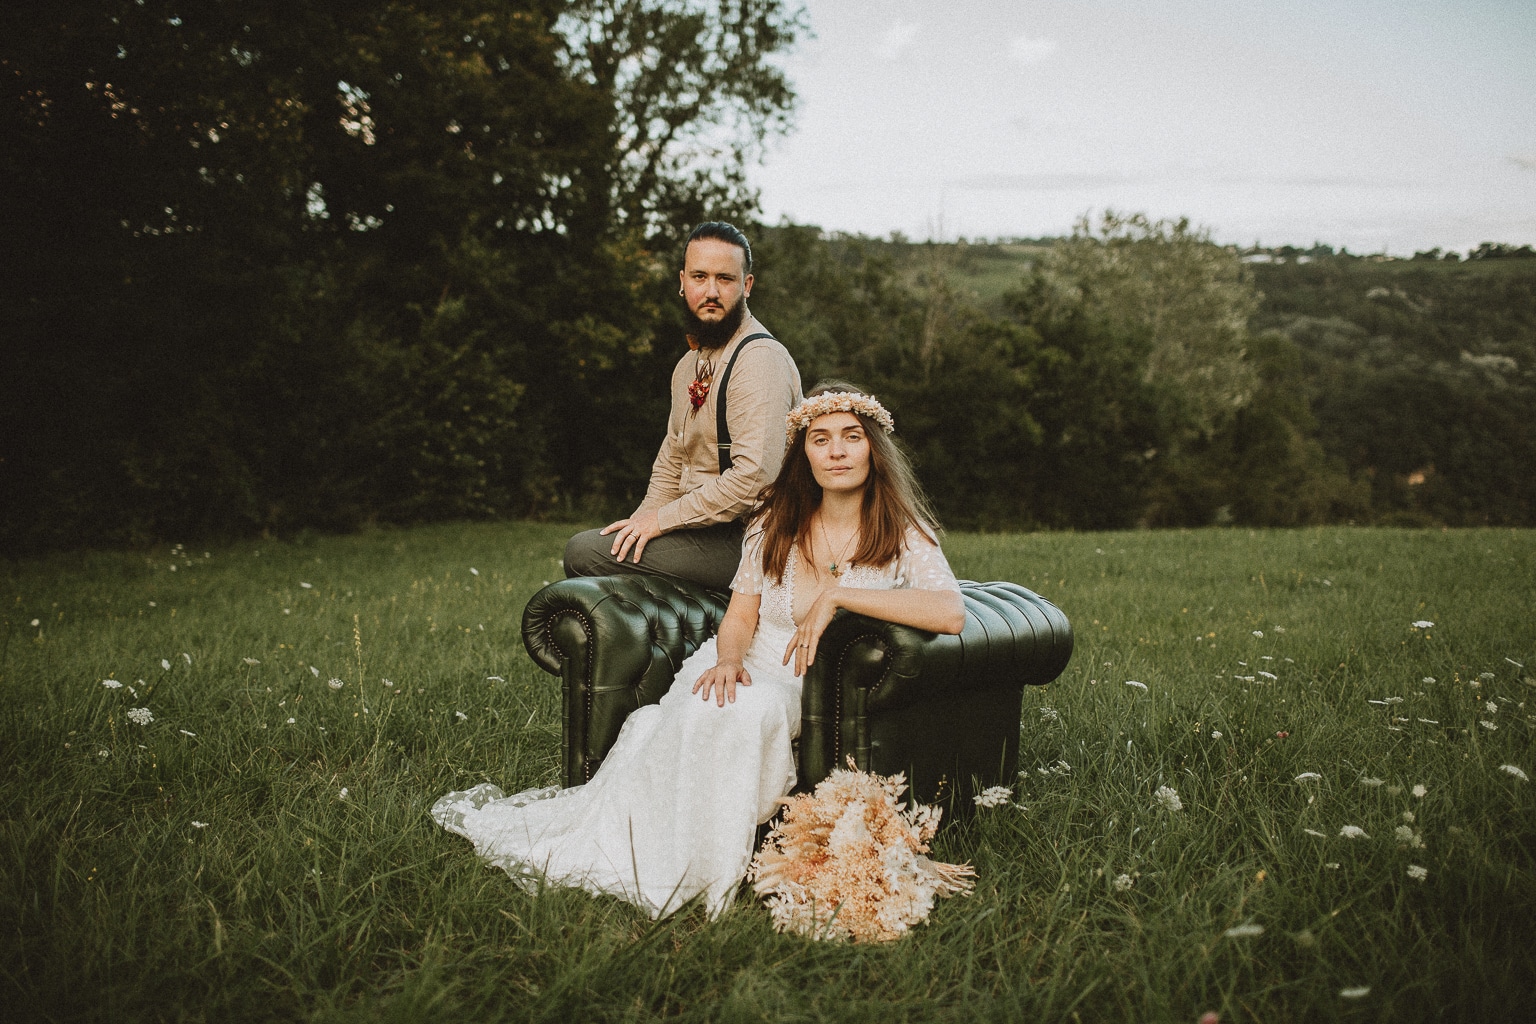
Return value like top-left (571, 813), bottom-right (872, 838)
top-left (1034, 212), bottom-right (1259, 443)
top-left (1, 0), bottom-right (805, 551)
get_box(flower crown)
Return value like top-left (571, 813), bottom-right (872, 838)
top-left (785, 391), bottom-right (895, 443)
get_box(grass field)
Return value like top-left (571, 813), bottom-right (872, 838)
top-left (3, 523), bottom-right (1533, 1022)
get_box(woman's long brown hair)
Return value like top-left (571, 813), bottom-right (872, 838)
top-left (752, 380), bottom-right (942, 583)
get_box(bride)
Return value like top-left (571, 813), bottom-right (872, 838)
top-left (432, 382), bottom-right (966, 918)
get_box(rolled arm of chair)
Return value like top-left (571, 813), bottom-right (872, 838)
top-left (799, 581), bottom-right (1073, 794)
top-left (522, 575), bottom-right (728, 785)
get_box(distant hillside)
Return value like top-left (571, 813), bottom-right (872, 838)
top-left (816, 235), bottom-right (1536, 527)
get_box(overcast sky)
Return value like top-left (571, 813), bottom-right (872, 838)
top-left (752, 0), bottom-right (1536, 254)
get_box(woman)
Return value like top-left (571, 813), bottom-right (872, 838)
top-left (432, 383), bottom-right (966, 918)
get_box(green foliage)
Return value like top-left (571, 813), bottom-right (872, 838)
top-left (1034, 212), bottom-right (1260, 443)
top-left (1253, 256), bottom-right (1536, 526)
top-left (3, 522), bottom-right (1534, 1020)
top-left (1, 1), bottom-right (804, 552)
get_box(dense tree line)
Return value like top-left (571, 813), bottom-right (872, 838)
top-left (5, 3), bottom-right (1534, 553)
top-left (3, 0), bottom-right (802, 552)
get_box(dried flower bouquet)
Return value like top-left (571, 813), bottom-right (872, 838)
top-left (748, 760), bottom-right (974, 942)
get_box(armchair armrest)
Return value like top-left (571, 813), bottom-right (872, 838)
top-left (522, 575), bottom-right (728, 785)
top-left (799, 581), bottom-right (1074, 800)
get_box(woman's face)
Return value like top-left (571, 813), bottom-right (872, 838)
top-left (804, 412), bottom-right (871, 493)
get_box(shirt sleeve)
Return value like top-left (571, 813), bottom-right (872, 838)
top-left (656, 345), bottom-right (800, 531)
top-left (896, 526), bottom-right (961, 593)
top-left (730, 527), bottom-right (766, 595)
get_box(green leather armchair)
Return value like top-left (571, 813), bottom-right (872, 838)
top-left (521, 575), bottom-right (1073, 814)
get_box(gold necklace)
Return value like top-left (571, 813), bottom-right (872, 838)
top-left (817, 513), bottom-right (859, 579)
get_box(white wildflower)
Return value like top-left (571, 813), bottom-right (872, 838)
top-left (486, 675), bottom-right (505, 682)
top-left (286, 717), bottom-right (295, 724)
top-left (161, 659), bottom-right (171, 670)
top-left (1340, 986), bottom-right (1371, 999)
top-left (1406, 864), bottom-right (1427, 881)
top-left (1039, 706), bottom-right (1059, 722)
top-left (182, 653), bottom-right (191, 664)
top-left (243, 658), bottom-right (260, 666)
top-left (1412, 784), bottom-right (1427, 798)
top-left (1401, 810), bottom-right (1415, 823)
top-left (1211, 730), bottom-right (1222, 740)
top-left (1411, 621), bottom-right (1433, 629)
top-left (1252, 630), bottom-right (1264, 638)
top-left (1304, 828), bottom-right (1327, 838)
top-left (126, 707), bottom-right (153, 725)
top-left (98, 749), bottom-right (110, 758)
top-left (1422, 676), bottom-right (1436, 684)
top-left (1485, 701), bottom-right (1498, 714)
top-left (30, 618), bottom-right (40, 627)
top-left (1112, 873), bottom-right (1134, 891)
top-left (1294, 772), bottom-right (1322, 783)
top-left (1499, 764), bottom-right (1529, 782)
top-left (1479, 720), bottom-right (1498, 731)
top-left (309, 666), bottom-right (320, 677)
top-left (1124, 680), bottom-right (1147, 691)
top-left (1394, 825), bottom-right (1423, 848)
top-left (469, 567), bottom-right (479, 575)
top-left (1359, 777), bottom-right (1384, 787)
top-left (1478, 672), bottom-right (1495, 681)
top-left (300, 582), bottom-right (313, 589)
top-left (191, 821), bottom-right (209, 829)
top-left (455, 710), bottom-right (469, 722)
top-left (1417, 718), bottom-right (1440, 724)
top-left (973, 785), bottom-right (1012, 808)
top-left (1224, 922), bottom-right (1264, 938)
top-left (328, 678), bottom-right (344, 690)
top-left (339, 787), bottom-right (349, 800)
top-left (1258, 671), bottom-right (1277, 680)
top-left (1324, 862), bottom-right (1340, 869)
top-left (102, 679), bottom-right (123, 689)
top-left (1339, 825), bottom-right (1368, 839)
top-left (1154, 785), bottom-right (1183, 812)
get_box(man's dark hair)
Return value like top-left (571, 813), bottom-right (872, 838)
top-left (684, 221), bottom-right (753, 273)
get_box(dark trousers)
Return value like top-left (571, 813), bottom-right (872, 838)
top-left (562, 521), bottom-right (745, 593)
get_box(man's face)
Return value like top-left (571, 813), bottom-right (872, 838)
top-left (680, 238), bottom-right (753, 343)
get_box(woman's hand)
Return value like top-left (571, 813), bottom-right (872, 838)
top-left (692, 660), bottom-right (752, 706)
top-left (783, 590), bottom-right (840, 677)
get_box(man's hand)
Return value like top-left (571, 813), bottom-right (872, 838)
top-left (600, 510), bottom-right (664, 564)
top-left (692, 660), bottom-right (752, 706)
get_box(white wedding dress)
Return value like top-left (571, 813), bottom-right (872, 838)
top-left (431, 526), bottom-right (959, 919)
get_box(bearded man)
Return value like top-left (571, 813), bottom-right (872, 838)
top-left (563, 221), bottom-right (802, 591)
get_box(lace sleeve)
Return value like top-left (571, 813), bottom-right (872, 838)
top-left (730, 527), bottom-right (766, 595)
top-left (897, 526), bottom-right (961, 593)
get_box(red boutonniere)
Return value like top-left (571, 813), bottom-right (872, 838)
top-left (689, 355), bottom-right (714, 410)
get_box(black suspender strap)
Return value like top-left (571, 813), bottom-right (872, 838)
top-left (716, 332), bottom-right (775, 474)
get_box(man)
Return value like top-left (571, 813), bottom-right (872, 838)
top-left (563, 222), bottom-right (802, 591)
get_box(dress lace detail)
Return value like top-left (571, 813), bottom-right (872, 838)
top-left (431, 521), bottom-right (958, 919)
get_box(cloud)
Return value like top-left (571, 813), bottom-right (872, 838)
top-left (947, 172), bottom-right (1132, 191)
top-left (874, 22), bottom-right (920, 62)
top-left (1009, 33), bottom-right (1058, 65)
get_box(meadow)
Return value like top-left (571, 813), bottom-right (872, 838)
top-left (2, 522), bottom-right (1533, 1022)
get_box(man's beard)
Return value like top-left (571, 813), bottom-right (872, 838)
top-left (684, 294), bottom-right (747, 350)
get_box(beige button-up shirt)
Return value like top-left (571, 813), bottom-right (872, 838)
top-left (636, 316), bottom-right (802, 532)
